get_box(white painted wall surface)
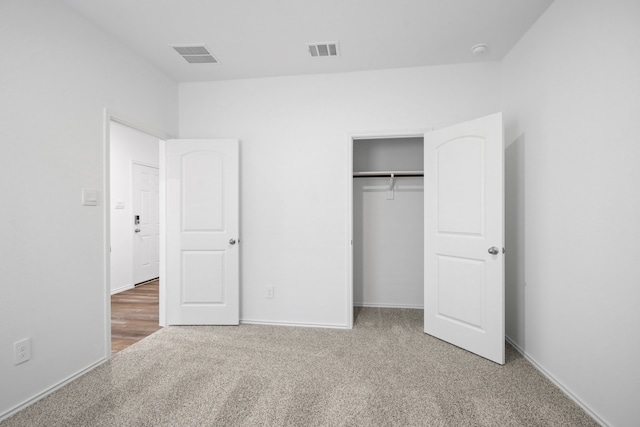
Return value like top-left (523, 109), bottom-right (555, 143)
top-left (110, 122), bottom-right (160, 294)
top-left (179, 63), bottom-right (501, 327)
top-left (0, 0), bottom-right (177, 419)
top-left (502, 1), bottom-right (640, 425)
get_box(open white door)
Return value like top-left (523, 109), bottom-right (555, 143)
top-left (164, 139), bottom-right (239, 325)
top-left (424, 113), bottom-right (504, 364)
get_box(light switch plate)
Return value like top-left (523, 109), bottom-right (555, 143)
top-left (82, 189), bottom-right (99, 206)
top-left (115, 201), bottom-right (125, 209)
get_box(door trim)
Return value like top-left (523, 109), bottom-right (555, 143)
top-left (346, 129), bottom-right (429, 329)
top-left (103, 109), bottom-right (173, 357)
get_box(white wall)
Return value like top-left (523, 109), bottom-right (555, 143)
top-left (110, 121), bottom-right (160, 294)
top-left (0, 0), bottom-right (177, 419)
top-left (501, 1), bottom-right (640, 425)
top-left (179, 63), bottom-right (501, 327)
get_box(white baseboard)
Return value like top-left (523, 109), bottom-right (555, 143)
top-left (354, 302), bottom-right (424, 309)
top-left (0, 358), bottom-right (107, 422)
top-left (110, 284), bottom-right (134, 295)
top-left (240, 319), bottom-right (348, 330)
top-left (505, 336), bottom-right (609, 427)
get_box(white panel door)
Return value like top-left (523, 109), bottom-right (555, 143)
top-left (165, 139), bottom-right (239, 325)
top-left (133, 164), bottom-right (159, 284)
top-left (424, 113), bottom-right (504, 364)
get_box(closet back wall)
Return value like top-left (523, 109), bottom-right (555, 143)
top-left (353, 138), bottom-right (424, 308)
top-left (179, 63), bottom-right (501, 327)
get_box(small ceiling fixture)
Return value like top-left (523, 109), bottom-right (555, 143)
top-left (170, 44), bottom-right (219, 64)
top-left (307, 42), bottom-right (340, 57)
top-left (471, 43), bottom-right (488, 55)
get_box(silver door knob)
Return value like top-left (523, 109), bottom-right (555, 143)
top-left (134, 228), bottom-right (141, 233)
top-left (229, 238), bottom-right (236, 245)
top-left (488, 247), bottom-right (499, 255)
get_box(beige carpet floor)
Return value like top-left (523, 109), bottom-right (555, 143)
top-left (1, 308), bottom-right (597, 426)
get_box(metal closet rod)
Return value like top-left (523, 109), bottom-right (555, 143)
top-left (353, 170), bottom-right (424, 178)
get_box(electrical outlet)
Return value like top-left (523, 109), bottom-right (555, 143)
top-left (14, 338), bottom-right (31, 365)
top-left (266, 286), bottom-right (274, 299)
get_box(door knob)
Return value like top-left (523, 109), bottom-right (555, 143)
top-left (229, 238), bottom-right (236, 245)
top-left (488, 246), bottom-right (499, 255)
top-left (134, 228), bottom-right (141, 233)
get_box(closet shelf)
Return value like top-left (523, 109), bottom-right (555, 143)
top-left (353, 170), bottom-right (423, 178)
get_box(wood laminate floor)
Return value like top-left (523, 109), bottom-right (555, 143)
top-left (111, 279), bottom-right (161, 354)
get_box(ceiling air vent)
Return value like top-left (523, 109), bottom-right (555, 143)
top-left (170, 44), bottom-right (219, 64)
top-left (307, 42), bottom-right (340, 57)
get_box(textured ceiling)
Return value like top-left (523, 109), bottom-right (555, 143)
top-left (63, 0), bottom-right (554, 82)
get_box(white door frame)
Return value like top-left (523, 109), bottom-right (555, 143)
top-left (103, 109), bottom-right (173, 357)
top-left (346, 129), bottom-right (428, 329)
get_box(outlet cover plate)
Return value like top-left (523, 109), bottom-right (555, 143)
top-left (14, 338), bottom-right (31, 365)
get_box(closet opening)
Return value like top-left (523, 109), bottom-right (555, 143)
top-left (350, 135), bottom-right (425, 328)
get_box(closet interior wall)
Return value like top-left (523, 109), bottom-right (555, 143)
top-left (353, 137), bottom-right (424, 308)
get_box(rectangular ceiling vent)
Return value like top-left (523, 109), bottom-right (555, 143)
top-left (170, 44), bottom-right (219, 64)
top-left (307, 42), bottom-right (340, 58)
